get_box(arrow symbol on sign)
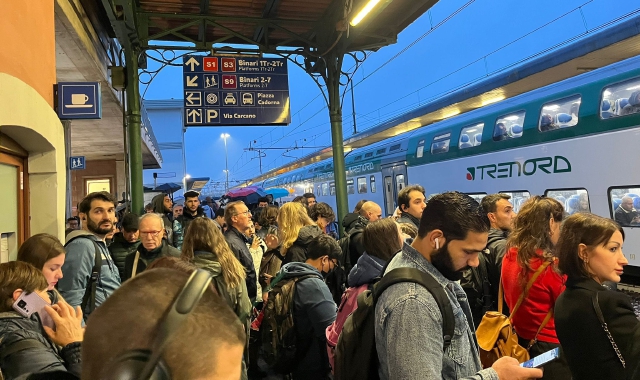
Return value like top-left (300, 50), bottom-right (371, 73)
top-left (185, 57), bottom-right (200, 71)
top-left (186, 92), bottom-right (199, 105)
top-left (186, 76), bottom-right (198, 87)
top-left (187, 109), bottom-right (201, 123)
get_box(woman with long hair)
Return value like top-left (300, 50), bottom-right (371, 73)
top-left (181, 218), bottom-right (250, 325)
top-left (18, 234), bottom-right (66, 303)
top-left (555, 213), bottom-right (640, 379)
top-left (276, 202), bottom-right (322, 264)
top-left (501, 196), bottom-right (570, 379)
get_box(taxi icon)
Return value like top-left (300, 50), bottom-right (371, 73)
top-left (224, 93), bottom-right (237, 105)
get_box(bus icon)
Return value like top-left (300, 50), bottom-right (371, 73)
top-left (242, 93), bottom-right (254, 105)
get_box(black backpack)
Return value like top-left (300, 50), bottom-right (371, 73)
top-left (334, 267), bottom-right (454, 380)
top-left (461, 252), bottom-right (492, 327)
top-left (64, 236), bottom-right (102, 314)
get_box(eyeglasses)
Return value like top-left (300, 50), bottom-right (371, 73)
top-left (237, 210), bottom-right (251, 217)
top-left (139, 230), bottom-right (162, 238)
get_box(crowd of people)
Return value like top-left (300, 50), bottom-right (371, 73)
top-left (1, 185), bottom-right (640, 380)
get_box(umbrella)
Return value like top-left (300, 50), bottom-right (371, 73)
top-left (264, 188), bottom-right (289, 199)
top-left (226, 186), bottom-right (267, 205)
top-left (153, 182), bottom-right (182, 194)
top-left (226, 186), bottom-right (266, 198)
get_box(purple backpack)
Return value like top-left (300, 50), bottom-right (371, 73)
top-left (325, 284), bottom-right (369, 373)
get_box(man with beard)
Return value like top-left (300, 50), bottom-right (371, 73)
top-left (59, 192), bottom-right (121, 319)
top-left (461, 193), bottom-right (516, 326)
top-left (374, 192), bottom-right (543, 380)
top-left (173, 191), bottom-right (206, 250)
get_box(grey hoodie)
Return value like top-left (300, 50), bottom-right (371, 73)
top-left (59, 230), bottom-right (121, 318)
top-left (277, 262), bottom-right (336, 379)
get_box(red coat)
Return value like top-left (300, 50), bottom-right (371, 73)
top-left (501, 247), bottom-right (566, 344)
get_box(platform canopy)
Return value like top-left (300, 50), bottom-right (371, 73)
top-left (99, 0), bottom-right (438, 54)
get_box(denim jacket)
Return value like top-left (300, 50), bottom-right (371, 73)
top-left (375, 243), bottom-right (498, 380)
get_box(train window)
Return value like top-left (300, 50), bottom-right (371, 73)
top-left (431, 132), bottom-right (451, 154)
top-left (370, 175), bottom-right (376, 193)
top-left (330, 183), bottom-right (335, 196)
top-left (365, 152), bottom-right (373, 159)
top-left (459, 123), bottom-right (484, 149)
top-left (498, 191), bottom-right (531, 213)
top-left (601, 78), bottom-right (640, 119)
top-left (376, 148), bottom-right (386, 155)
top-left (396, 174), bottom-right (405, 194)
top-left (358, 177), bottom-right (367, 194)
top-left (466, 193), bottom-right (487, 204)
top-left (347, 179), bottom-right (355, 195)
top-left (493, 111), bottom-right (525, 141)
top-left (608, 186), bottom-right (640, 226)
top-left (545, 189), bottom-right (589, 214)
top-left (539, 95), bottom-right (581, 131)
top-left (390, 144), bottom-right (401, 151)
top-left (354, 155), bottom-right (362, 162)
top-left (322, 183), bottom-right (329, 196)
top-left (416, 139), bottom-right (425, 158)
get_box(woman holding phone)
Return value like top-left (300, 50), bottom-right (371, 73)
top-left (555, 213), bottom-right (640, 379)
top-left (0, 261), bottom-right (84, 379)
top-left (17, 233), bottom-right (65, 301)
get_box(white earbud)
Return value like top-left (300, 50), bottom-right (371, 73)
top-left (435, 238), bottom-right (440, 250)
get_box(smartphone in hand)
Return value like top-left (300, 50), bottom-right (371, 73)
top-left (13, 291), bottom-right (55, 329)
top-left (520, 348), bottom-right (560, 368)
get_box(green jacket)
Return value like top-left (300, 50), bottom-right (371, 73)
top-left (108, 233), bottom-right (140, 280)
top-left (192, 251), bottom-right (251, 325)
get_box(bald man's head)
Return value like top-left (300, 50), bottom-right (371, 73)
top-left (621, 196), bottom-right (635, 211)
top-left (359, 201), bottom-right (383, 222)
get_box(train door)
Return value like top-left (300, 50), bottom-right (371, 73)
top-left (381, 163), bottom-right (407, 216)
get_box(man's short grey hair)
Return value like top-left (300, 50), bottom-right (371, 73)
top-left (139, 212), bottom-right (164, 226)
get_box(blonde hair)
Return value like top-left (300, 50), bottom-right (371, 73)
top-left (277, 202), bottom-right (314, 255)
top-left (180, 218), bottom-right (245, 289)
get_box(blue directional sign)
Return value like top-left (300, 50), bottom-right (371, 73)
top-left (182, 55), bottom-right (291, 126)
top-left (57, 82), bottom-right (102, 119)
top-left (69, 156), bottom-right (86, 170)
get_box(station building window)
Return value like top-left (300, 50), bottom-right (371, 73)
top-left (493, 111), bottom-right (525, 141)
top-left (608, 186), bottom-right (640, 227)
top-left (499, 191), bottom-right (531, 213)
top-left (322, 183), bottom-right (329, 196)
top-left (601, 78), bottom-right (640, 119)
top-left (545, 188), bottom-right (589, 214)
top-left (347, 179), bottom-right (355, 195)
top-left (459, 123), bottom-right (484, 149)
top-left (370, 175), bottom-right (376, 193)
top-left (357, 177), bottom-right (367, 194)
top-left (539, 95), bottom-right (581, 131)
top-left (431, 132), bottom-right (450, 154)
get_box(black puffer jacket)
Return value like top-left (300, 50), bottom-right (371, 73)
top-left (108, 233), bottom-right (140, 280)
top-left (284, 225), bottom-right (323, 264)
top-left (0, 312), bottom-right (81, 380)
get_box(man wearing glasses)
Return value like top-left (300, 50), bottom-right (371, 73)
top-left (224, 201), bottom-right (258, 302)
top-left (122, 213), bottom-right (181, 281)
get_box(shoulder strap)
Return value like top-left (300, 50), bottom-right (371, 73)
top-left (130, 251), bottom-right (141, 279)
top-left (0, 339), bottom-right (46, 362)
top-left (374, 267), bottom-right (454, 350)
top-left (80, 240), bottom-right (102, 313)
top-left (592, 292), bottom-right (626, 368)
top-left (500, 260), bottom-right (551, 316)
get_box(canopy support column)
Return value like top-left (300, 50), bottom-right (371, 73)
top-left (125, 48), bottom-right (144, 214)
